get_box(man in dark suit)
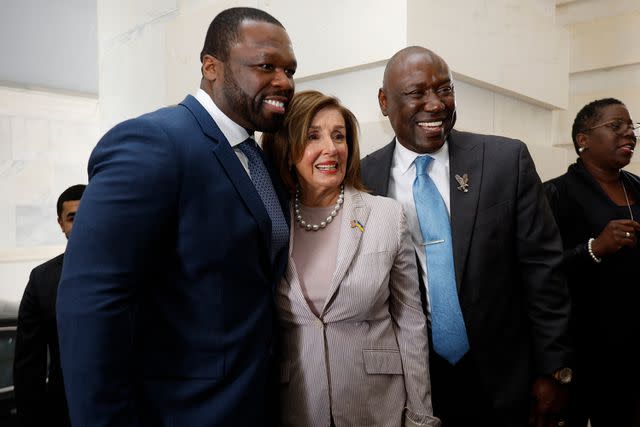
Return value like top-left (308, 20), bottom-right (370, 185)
top-left (56, 7), bottom-right (296, 426)
top-left (14, 184), bottom-right (85, 427)
top-left (361, 46), bottom-right (572, 427)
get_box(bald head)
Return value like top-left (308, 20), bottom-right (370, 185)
top-left (383, 47), bottom-right (450, 89)
top-left (378, 46), bottom-right (456, 154)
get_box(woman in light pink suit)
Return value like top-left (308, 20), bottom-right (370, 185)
top-left (263, 90), bottom-right (440, 427)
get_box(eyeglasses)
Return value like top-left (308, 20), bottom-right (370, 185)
top-left (583, 119), bottom-right (640, 137)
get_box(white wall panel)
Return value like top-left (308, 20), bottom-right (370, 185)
top-left (407, 0), bottom-right (569, 109)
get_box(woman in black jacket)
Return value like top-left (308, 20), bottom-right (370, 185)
top-left (544, 98), bottom-right (640, 427)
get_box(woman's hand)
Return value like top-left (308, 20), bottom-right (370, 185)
top-left (591, 219), bottom-right (640, 257)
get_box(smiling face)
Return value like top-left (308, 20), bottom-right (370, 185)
top-left (578, 103), bottom-right (637, 171)
top-left (204, 20), bottom-right (297, 133)
top-left (294, 107), bottom-right (348, 205)
top-left (379, 48), bottom-right (456, 154)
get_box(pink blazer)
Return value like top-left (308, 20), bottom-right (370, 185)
top-left (277, 186), bottom-right (440, 427)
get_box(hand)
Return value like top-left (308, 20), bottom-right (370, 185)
top-left (529, 376), bottom-right (569, 427)
top-left (591, 219), bottom-right (640, 257)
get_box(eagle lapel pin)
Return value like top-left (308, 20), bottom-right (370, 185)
top-left (455, 173), bottom-right (470, 193)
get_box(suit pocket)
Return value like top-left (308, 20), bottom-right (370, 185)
top-left (475, 200), bottom-right (512, 227)
top-left (363, 349), bottom-right (403, 375)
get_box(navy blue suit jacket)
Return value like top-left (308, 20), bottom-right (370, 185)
top-left (57, 95), bottom-right (289, 426)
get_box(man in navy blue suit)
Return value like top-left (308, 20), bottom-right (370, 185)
top-left (56, 7), bottom-right (296, 426)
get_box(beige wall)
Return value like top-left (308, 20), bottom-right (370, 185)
top-left (407, 0), bottom-right (569, 110)
top-left (0, 86), bottom-right (99, 302)
top-left (557, 0), bottom-right (640, 175)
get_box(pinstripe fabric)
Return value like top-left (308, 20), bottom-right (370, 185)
top-left (277, 186), bottom-right (440, 427)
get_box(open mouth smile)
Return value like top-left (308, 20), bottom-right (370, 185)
top-left (315, 162), bottom-right (339, 173)
top-left (263, 97), bottom-right (288, 114)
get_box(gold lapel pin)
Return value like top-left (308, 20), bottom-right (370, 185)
top-left (455, 174), bottom-right (470, 192)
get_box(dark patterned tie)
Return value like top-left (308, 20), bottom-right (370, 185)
top-left (413, 155), bottom-right (469, 365)
top-left (238, 138), bottom-right (288, 260)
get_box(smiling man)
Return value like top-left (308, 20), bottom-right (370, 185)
top-left (56, 7), bottom-right (295, 426)
top-left (361, 46), bottom-right (572, 427)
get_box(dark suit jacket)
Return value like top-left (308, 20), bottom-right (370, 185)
top-left (14, 254), bottom-right (70, 427)
top-left (361, 129), bottom-right (571, 417)
top-left (57, 95), bottom-right (289, 426)
top-left (544, 162), bottom-right (640, 387)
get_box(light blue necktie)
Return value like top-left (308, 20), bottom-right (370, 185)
top-left (413, 155), bottom-right (469, 365)
top-left (238, 138), bottom-right (289, 261)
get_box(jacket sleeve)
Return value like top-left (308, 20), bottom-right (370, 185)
top-left (56, 117), bottom-right (179, 426)
top-left (516, 144), bottom-right (571, 375)
top-left (543, 179), bottom-right (590, 265)
top-left (388, 208), bottom-right (440, 427)
top-left (14, 272), bottom-right (47, 426)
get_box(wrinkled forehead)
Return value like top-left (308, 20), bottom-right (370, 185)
top-left (385, 51), bottom-right (451, 89)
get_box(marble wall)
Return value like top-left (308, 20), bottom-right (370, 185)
top-left (557, 0), bottom-right (640, 175)
top-left (0, 86), bottom-right (99, 303)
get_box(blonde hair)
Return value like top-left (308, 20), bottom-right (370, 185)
top-left (262, 90), bottom-right (366, 192)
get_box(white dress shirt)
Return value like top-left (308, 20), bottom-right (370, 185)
top-left (194, 88), bottom-right (252, 176)
top-left (388, 138), bottom-right (451, 317)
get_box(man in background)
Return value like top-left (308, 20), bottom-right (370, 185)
top-left (14, 184), bottom-right (85, 427)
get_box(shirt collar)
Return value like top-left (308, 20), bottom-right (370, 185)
top-left (194, 88), bottom-right (251, 147)
top-left (393, 137), bottom-right (450, 175)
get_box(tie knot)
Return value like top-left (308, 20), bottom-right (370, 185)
top-left (414, 155), bottom-right (434, 176)
top-left (238, 138), bottom-right (263, 161)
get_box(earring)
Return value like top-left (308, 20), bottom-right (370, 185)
top-left (578, 146), bottom-right (587, 153)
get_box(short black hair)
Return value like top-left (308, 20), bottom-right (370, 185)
top-left (199, 7), bottom-right (284, 63)
top-left (571, 98), bottom-right (624, 154)
top-left (56, 184), bottom-right (86, 217)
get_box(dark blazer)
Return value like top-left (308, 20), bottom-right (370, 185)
top-left (544, 162), bottom-right (640, 423)
top-left (14, 254), bottom-right (70, 427)
top-left (57, 95), bottom-right (289, 426)
top-left (361, 130), bottom-right (571, 418)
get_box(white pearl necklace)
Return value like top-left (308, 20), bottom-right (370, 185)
top-left (294, 185), bottom-right (344, 231)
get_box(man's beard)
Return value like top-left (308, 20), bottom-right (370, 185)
top-left (222, 71), bottom-right (284, 133)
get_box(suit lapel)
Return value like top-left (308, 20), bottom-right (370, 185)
top-left (448, 130), bottom-right (483, 290)
top-left (322, 187), bottom-right (370, 315)
top-left (363, 140), bottom-right (395, 196)
top-left (180, 95), bottom-right (272, 255)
